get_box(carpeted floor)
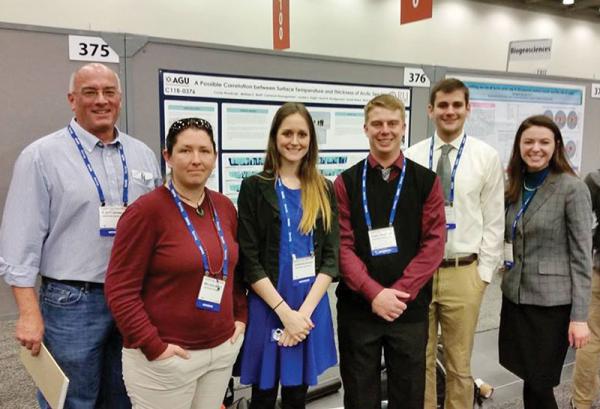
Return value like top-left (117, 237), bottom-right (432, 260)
top-left (487, 388), bottom-right (600, 409)
top-left (0, 321), bottom-right (36, 409)
top-left (1, 318), bottom-right (598, 409)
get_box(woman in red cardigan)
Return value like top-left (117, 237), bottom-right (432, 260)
top-left (105, 118), bottom-right (247, 409)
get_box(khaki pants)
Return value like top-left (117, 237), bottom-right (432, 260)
top-left (572, 269), bottom-right (600, 409)
top-left (424, 261), bottom-right (487, 409)
top-left (122, 336), bottom-right (243, 409)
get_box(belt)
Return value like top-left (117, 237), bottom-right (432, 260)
top-left (439, 254), bottom-right (478, 268)
top-left (42, 276), bottom-right (104, 291)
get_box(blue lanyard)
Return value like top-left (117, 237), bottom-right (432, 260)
top-left (168, 181), bottom-right (229, 279)
top-left (68, 125), bottom-right (129, 206)
top-left (509, 196), bottom-right (534, 243)
top-left (428, 134), bottom-right (467, 205)
top-left (362, 157), bottom-right (406, 230)
top-left (509, 176), bottom-right (547, 242)
top-left (275, 178), bottom-right (314, 258)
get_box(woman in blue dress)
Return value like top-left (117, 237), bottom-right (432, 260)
top-left (237, 102), bottom-right (339, 409)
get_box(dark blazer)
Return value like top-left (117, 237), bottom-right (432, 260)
top-left (237, 171), bottom-right (340, 286)
top-left (502, 171), bottom-right (593, 321)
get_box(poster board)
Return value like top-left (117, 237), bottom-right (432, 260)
top-left (159, 70), bottom-right (411, 203)
top-left (453, 75), bottom-right (585, 170)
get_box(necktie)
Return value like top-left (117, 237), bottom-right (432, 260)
top-left (381, 167), bottom-right (391, 182)
top-left (436, 144), bottom-right (453, 202)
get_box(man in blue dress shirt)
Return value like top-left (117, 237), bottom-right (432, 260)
top-left (0, 63), bottom-right (161, 409)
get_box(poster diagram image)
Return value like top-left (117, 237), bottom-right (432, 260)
top-left (220, 152), bottom-right (367, 204)
top-left (318, 152), bottom-right (367, 182)
top-left (221, 153), bottom-right (265, 203)
top-left (220, 104), bottom-right (371, 151)
top-left (554, 110), bottom-right (566, 129)
top-left (567, 111), bottom-right (578, 130)
top-left (543, 110), bottom-right (553, 119)
top-left (565, 140), bottom-right (577, 159)
top-left (311, 111), bottom-right (332, 145)
top-left (163, 100), bottom-right (219, 137)
top-left (221, 104), bottom-right (275, 150)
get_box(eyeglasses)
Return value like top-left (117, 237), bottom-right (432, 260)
top-left (168, 118), bottom-right (213, 135)
top-left (76, 88), bottom-right (120, 100)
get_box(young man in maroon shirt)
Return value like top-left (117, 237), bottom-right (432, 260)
top-left (334, 94), bottom-right (445, 409)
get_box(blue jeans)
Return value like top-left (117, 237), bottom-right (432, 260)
top-left (38, 280), bottom-right (131, 409)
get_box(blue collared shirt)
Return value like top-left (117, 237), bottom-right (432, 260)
top-left (0, 119), bottom-right (162, 286)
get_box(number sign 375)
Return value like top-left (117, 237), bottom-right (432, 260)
top-left (68, 35), bottom-right (119, 63)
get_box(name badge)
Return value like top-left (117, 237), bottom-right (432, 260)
top-left (503, 242), bottom-right (514, 270)
top-left (368, 226), bottom-right (398, 256)
top-left (445, 206), bottom-right (456, 230)
top-left (196, 276), bottom-right (225, 312)
top-left (292, 255), bottom-right (316, 286)
top-left (131, 169), bottom-right (154, 182)
top-left (99, 205), bottom-right (126, 237)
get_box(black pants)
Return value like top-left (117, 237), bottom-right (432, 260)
top-left (337, 300), bottom-right (428, 409)
top-left (523, 382), bottom-right (558, 409)
top-left (249, 384), bottom-right (308, 409)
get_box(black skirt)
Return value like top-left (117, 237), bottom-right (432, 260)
top-left (498, 296), bottom-right (571, 388)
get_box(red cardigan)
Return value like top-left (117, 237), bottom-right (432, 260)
top-left (105, 186), bottom-right (247, 360)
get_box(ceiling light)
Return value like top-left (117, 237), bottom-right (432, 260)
top-left (562, 0), bottom-right (574, 5)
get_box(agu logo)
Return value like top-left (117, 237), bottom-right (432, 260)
top-left (163, 74), bottom-right (195, 96)
top-left (165, 75), bottom-right (190, 85)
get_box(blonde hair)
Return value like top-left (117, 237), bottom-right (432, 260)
top-left (263, 102), bottom-right (332, 233)
top-left (364, 94), bottom-right (406, 123)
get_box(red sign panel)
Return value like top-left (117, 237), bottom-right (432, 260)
top-left (400, 0), bottom-right (433, 24)
top-left (273, 0), bottom-right (290, 50)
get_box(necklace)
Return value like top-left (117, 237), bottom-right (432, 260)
top-left (524, 167), bottom-right (550, 193)
top-left (523, 180), bottom-right (539, 192)
top-left (178, 190), bottom-right (206, 217)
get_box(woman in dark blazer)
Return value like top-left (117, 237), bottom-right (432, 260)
top-left (499, 114), bottom-right (592, 409)
top-left (237, 102), bottom-right (339, 409)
